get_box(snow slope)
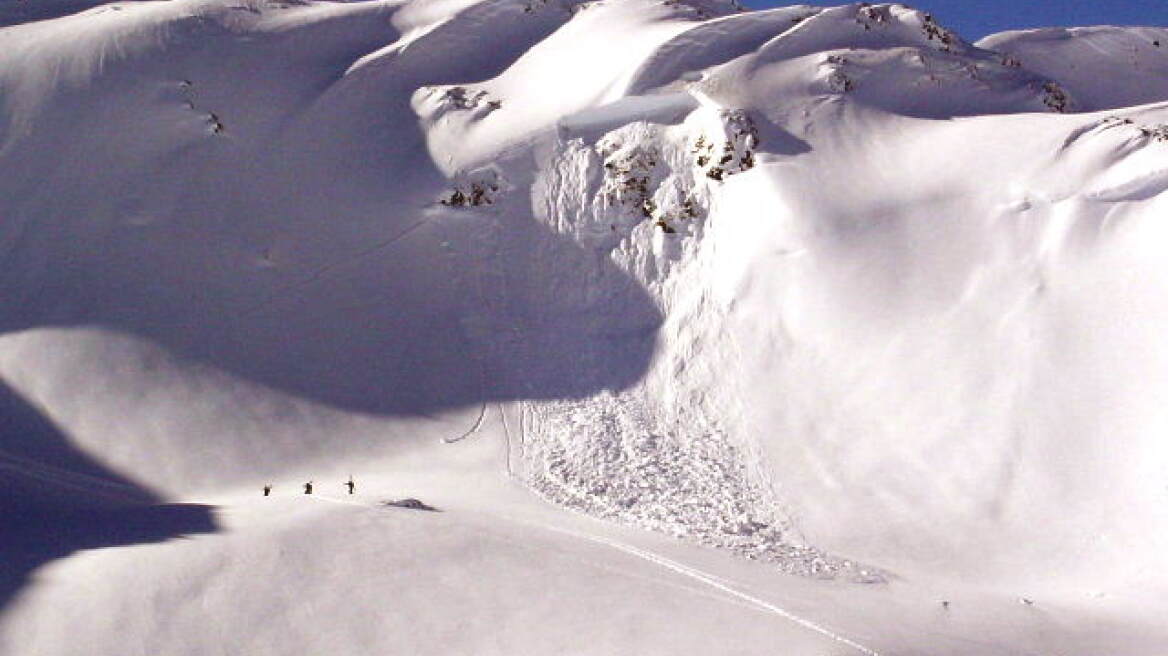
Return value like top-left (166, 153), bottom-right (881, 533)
top-left (979, 26), bottom-right (1168, 112)
top-left (3, 1), bottom-right (1168, 654)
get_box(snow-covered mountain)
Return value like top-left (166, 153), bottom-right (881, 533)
top-left (2, 1), bottom-right (1167, 654)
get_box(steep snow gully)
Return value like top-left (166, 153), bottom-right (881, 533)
top-left (3, 0), bottom-right (1168, 654)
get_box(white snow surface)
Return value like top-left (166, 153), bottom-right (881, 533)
top-left (978, 26), bottom-right (1168, 112)
top-left (3, 1), bottom-right (1168, 654)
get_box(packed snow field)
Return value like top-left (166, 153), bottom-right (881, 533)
top-left (2, 0), bottom-right (1167, 653)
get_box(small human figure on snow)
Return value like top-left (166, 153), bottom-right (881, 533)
top-left (344, 478), bottom-right (356, 495)
top-left (303, 481), bottom-right (313, 495)
top-left (263, 484), bottom-right (272, 497)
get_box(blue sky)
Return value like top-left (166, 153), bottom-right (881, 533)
top-left (740, 0), bottom-right (1166, 40)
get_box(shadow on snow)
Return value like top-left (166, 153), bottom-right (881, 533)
top-left (0, 380), bottom-right (217, 613)
top-left (0, 0), bottom-right (657, 617)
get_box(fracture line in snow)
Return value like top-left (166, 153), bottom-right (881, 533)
top-left (535, 523), bottom-right (882, 656)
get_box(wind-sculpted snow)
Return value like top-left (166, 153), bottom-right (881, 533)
top-left (622, 6), bottom-right (821, 96)
top-left (979, 26), bottom-right (1168, 111)
top-left (4, 1), bottom-right (1168, 654)
top-left (749, 3), bottom-right (971, 67)
top-left (704, 3), bottom-right (1068, 119)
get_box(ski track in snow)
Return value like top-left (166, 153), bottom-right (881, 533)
top-left (531, 523), bottom-right (883, 656)
top-left (442, 400), bottom-right (488, 444)
top-left (0, 447), bottom-right (144, 502)
top-left (498, 403), bottom-right (514, 477)
top-left (239, 217), bottom-right (433, 318)
top-left (303, 494), bottom-right (880, 656)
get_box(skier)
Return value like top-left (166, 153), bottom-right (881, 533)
top-left (344, 477), bottom-right (356, 495)
top-left (304, 481), bottom-right (313, 495)
top-left (263, 484), bottom-right (272, 497)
